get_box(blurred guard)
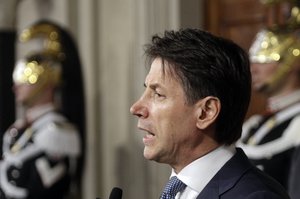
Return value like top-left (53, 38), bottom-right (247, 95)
top-left (0, 20), bottom-right (85, 199)
top-left (238, 0), bottom-right (300, 190)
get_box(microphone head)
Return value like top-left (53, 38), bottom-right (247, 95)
top-left (109, 187), bottom-right (123, 199)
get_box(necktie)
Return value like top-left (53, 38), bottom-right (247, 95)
top-left (160, 176), bottom-right (187, 199)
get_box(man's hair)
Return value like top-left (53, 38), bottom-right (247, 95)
top-left (144, 28), bottom-right (251, 145)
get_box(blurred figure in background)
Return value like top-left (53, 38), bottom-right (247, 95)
top-left (238, 26), bottom-right (300, 189)
top-left (0, 20), bottom-right (85, 199)
top-left (237, 0), bottom-right (300, 192)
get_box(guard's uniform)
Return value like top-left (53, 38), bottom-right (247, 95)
top-left (238, 91), bottom-right (300, 188)
top-left (0, 105), bottom-right (81, 199)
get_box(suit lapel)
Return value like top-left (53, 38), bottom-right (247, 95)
top-left (196, 148), bottom-right (252, 199)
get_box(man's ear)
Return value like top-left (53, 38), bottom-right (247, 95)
top-left (195, 96), bottom-right (221, 130)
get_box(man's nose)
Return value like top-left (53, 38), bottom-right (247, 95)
top-left (130, 99), bottom-right (148, 118)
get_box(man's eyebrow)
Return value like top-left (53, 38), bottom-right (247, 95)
top-left (144, 83), bottom-right (162, 90)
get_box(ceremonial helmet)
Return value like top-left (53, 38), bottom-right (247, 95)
top-left (13, 52), bottom-right (62, 106)
top-left (14, 20), bottom-right (85, 125)
top-left (249, 0), bottom-right (300, 92)
top-left (13, 21), bottom-right (65, 98)
top-left (249, 27), bottom-right (300, 91)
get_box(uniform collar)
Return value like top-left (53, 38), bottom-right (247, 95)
top-left (267, 90), bottom-right (300, 113)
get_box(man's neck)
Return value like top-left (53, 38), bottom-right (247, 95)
top-left (25, 103), bottom-right (56, 123)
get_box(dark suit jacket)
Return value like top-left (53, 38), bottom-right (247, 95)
top-left (197, 148), bottom-right (290, 199)
top-left (288, 147), bottom-right (300, 199)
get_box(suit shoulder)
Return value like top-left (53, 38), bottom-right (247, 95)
top-left (233, 167), bottom-right (290, 199)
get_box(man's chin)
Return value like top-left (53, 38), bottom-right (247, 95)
top-left (18, 100), bottom-right (32, 108)
top-left (143, 148), bottom-right (156, 160)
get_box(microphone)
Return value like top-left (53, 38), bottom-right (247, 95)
top-left (109, 187), bottom-right (123, 199)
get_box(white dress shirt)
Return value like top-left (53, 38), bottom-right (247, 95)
top-left (169, 145), bottom-right (236, 199)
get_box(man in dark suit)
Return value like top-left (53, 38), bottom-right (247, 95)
top-left (130, 28), bottom-right (290, 199)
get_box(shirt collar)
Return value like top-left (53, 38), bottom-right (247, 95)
top-left (171, 145), bottom-right (235, 194)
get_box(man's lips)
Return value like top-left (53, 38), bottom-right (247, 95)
top-left (138, 126), bottom-right (156, 145)
top-left (138, 125), bottom-right (153, 134)
top-left (143, 133), bottom-right (155, 145)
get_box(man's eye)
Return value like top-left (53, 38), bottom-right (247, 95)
top-left (154, 92), bottom-right (165, 98)
top-left (155, 92), bottom-right (162, 97)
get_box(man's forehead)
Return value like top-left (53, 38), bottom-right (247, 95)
top-left (146, 60), bottom-right (166, 83)
top-left (145, 61), bottom-right (179, 88)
